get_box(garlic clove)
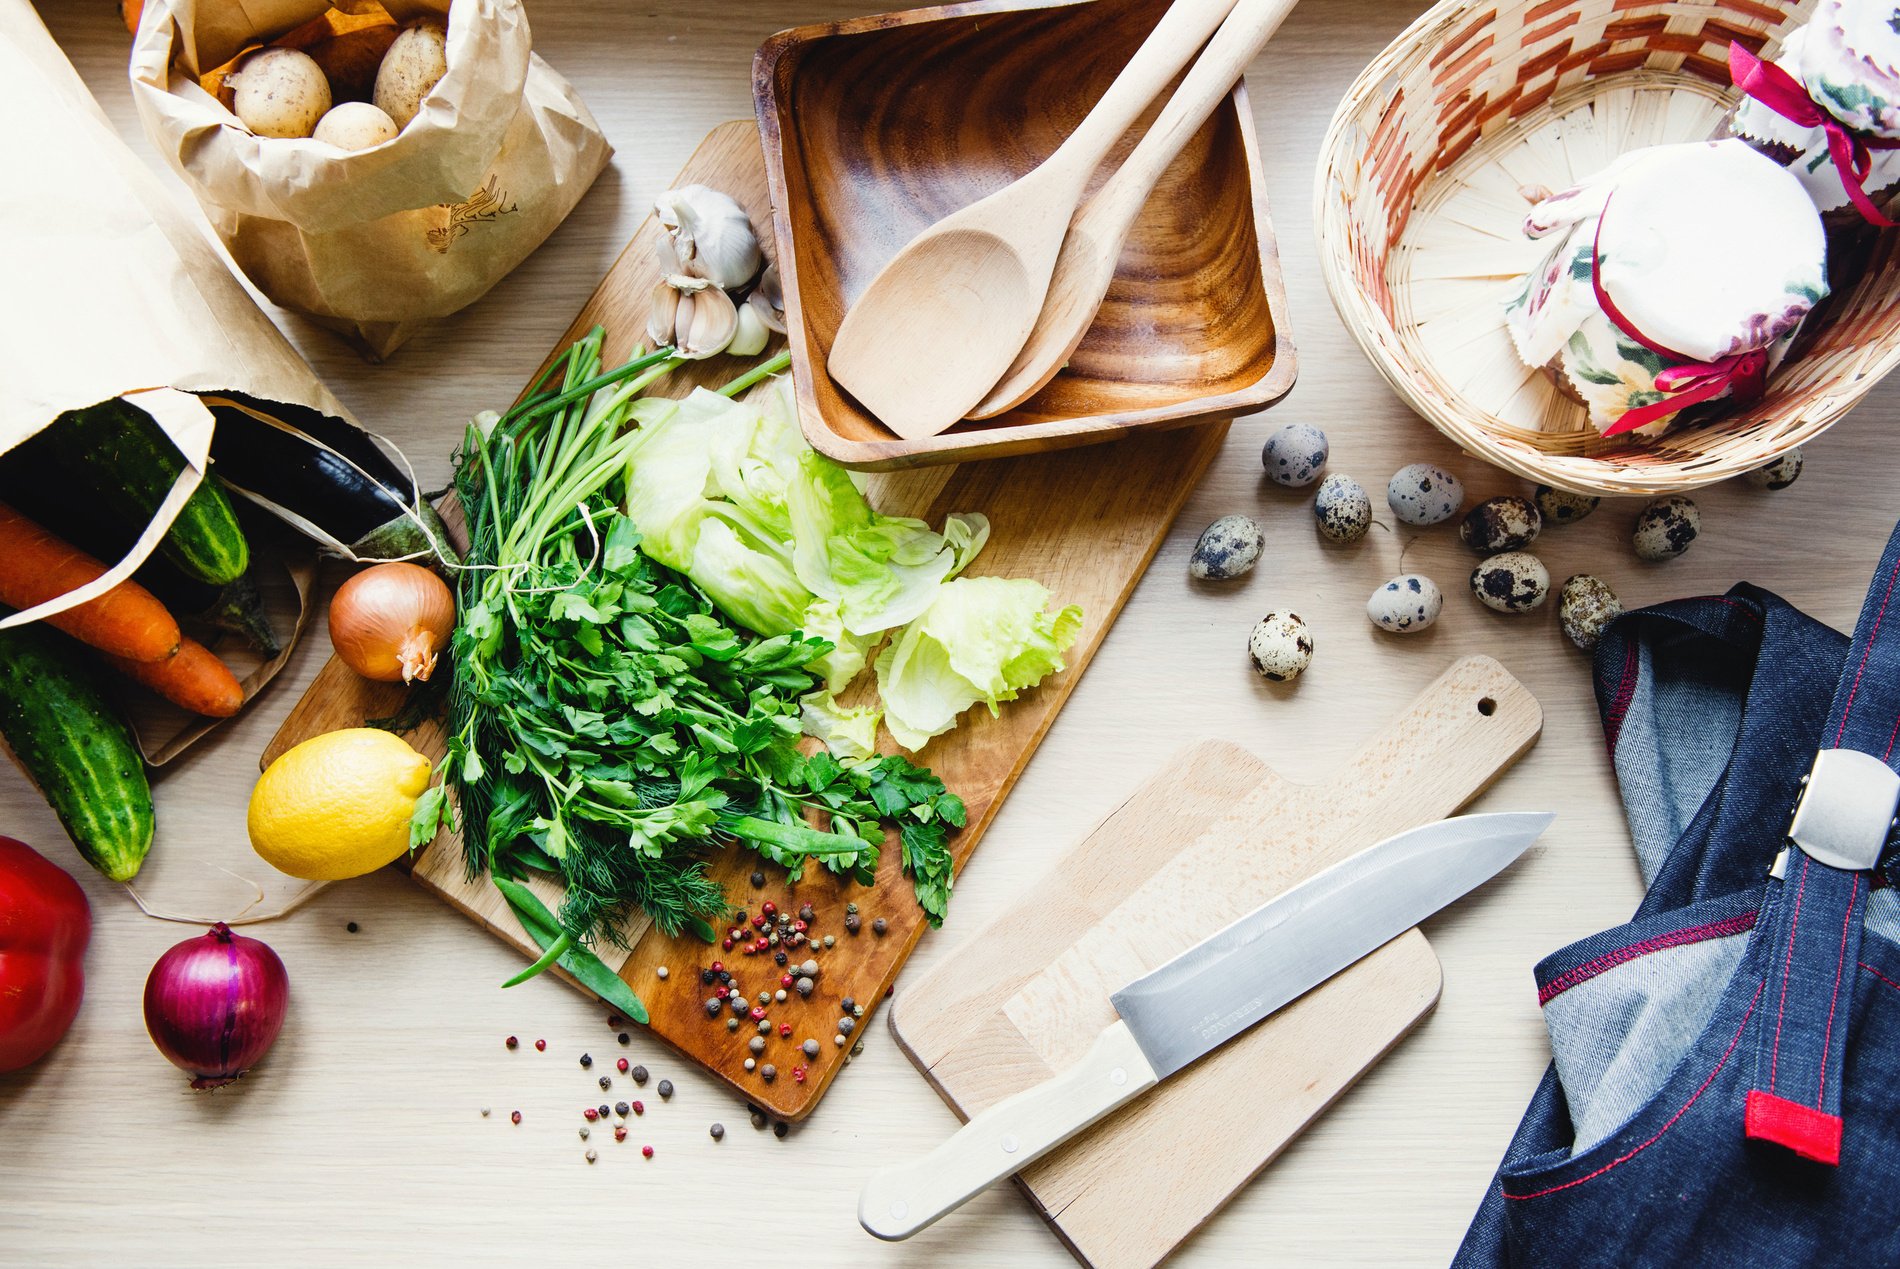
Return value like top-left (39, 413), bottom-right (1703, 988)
top-left (727, 300), bottom-right (771, 358)
top-left (747, 262), bottom-right (787, 335)
top-left (655, 184), bottom-right (763, 290)
top-left (647, 277), bottom-right (682, 351)
top-left (675, 283), bottom-right (739, 360)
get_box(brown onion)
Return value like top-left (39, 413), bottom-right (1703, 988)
top-left (143, 923), bottom-right (288, 1090)
top-left (329, 561), bottom-right (454, 684)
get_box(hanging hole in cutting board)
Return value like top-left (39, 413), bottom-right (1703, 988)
top-left (1477, 697), bottom-right (1497, 716)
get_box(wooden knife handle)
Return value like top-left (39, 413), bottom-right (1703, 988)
top-left (858, 1020), bottom-right (1160, 1241)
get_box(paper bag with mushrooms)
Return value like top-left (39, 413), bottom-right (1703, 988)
top-left (129, 0), bottom-right (611, 359)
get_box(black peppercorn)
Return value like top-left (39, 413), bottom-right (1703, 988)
top-left (773, 951), bottom-right (788, 966)
top-left (773, 1120), bottom-right (789, 1139)
top-left (598, 1076), bottom-right (611, 1091)
top-left (760, 1064), bottom-right (777, 1082)
top-left (841, 996), bottom-right (857, 1012)
top-left (872, 918), bottom-right (888, 936)
top-left (798, 904), bottom-right (815, 923)
top-left (657, 1079), bottom-right (674, 1100)
top-left (710, 1123), bottom-right (725, 1140)
top-left (701, 968), bottom-right (716, 985)
top-left (632, 1065), bottom-right (649, 1085)
top-left (580, 1054), bottom-right (593, 1068)
top-left (616, 1101), bottom-right (630, 1116)
top-left (750, 871), bottom-right (766, 887)
top-left (346, 921), bottom-right (359, 933)
top-left (844, 913), bottom-right (862, 934)
top-left (618, 1032), bottom-right (630, 1045)
top-left (748, 1104), bottom-right (768, 1130)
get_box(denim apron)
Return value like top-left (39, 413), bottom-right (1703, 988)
top-left (1454, 525), bottom-right (1900, 1268)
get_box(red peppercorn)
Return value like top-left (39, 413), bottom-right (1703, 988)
top-left (505, 1035), bottom-right (519, 1050)
top-left (740, 944), bottom-right (756, 956)
top-left (749, 1006), bottom-right (766, 1021)
top-left (716, 986), bottom-right (731, 1000)
top-left (534, 1039), bottom-right (547, 1052)
top-left (721, 938), bottom-right (735, 951)
top-left (617, 1058), bottom-right (629, 1074)
top-left (792, 919), bottom-right (808, 934)
top-left (778, 1022), bottom-right (793, 1038)
top-left (632, 1101), bottom-right (645, 1115)
top-left (583, 1108), bottom-right (599, 1122)
top-left (710, 960), bottom-right (725, 974)
top-left (510, 1110), bottom-right (522, 1124)
top-left (779, 974), bottom-right (794, 988)
top-left (753, 937), bottom-right (770, 951)
top-left (642, 1145), bottom-right (654, 1159)
top-left (793, 1066), bottom-right (807, 1083)
top-left (762, 901), bottom-right (778, 917)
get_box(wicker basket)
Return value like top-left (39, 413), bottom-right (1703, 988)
top-left (1315, 0), bottom-right (1900, 496)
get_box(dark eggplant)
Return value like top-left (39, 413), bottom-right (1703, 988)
top-left (206, 394), bottom-right (454, 563)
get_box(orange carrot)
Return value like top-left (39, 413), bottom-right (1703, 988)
top-left (0, 502), bottom-right (181, 662)
top-left (108, 637), bottom-right (244, 718)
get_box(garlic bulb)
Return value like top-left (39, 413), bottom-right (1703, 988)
top-left (747, 262), bottom-right (787, 335)
top-left (649, 273), bottom-right (739, 360)
top-left (655, 185), bottom-right (762, 290)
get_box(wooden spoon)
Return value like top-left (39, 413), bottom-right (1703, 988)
top-left (826, 0), bottom-right (1241, 441)
top-left (969, 0), bottom-right (1301, 419)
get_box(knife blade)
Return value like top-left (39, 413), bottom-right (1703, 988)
top-left (859, 811), bottom-right (1552, 1240)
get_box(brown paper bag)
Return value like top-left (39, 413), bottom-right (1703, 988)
top-left (130, 0), bottom-right (613, 358)
top-left (0, 0), bottom-right (381, 919)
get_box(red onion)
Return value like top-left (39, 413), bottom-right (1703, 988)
top-left (142, 922), bottom-right (288, 1090)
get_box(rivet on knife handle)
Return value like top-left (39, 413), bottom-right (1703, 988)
top-left (857, 1020), bottom-right (1160, 1240)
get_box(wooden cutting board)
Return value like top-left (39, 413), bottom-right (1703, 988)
top-left (891, 656), bottom-right (1543, 1266)
top-left (264, 121), bottom-right (1238, 1120)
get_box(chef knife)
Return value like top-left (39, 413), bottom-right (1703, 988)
top-left (859, 810), bottom-right (1553, 1240)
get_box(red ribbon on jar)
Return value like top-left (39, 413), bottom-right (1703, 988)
top-left (1588, 207), bottom-right (1770, 437)
top-left (1729, 41), bottom-right (1900, 230)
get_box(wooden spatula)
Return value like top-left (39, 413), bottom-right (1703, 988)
top-left (826, 0), bottom-right (1240, 441)
top-left (968, 0), bottom-right (1301, 419)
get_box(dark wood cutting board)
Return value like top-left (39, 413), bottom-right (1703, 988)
top-left (264, 121), bottom-right (1239, 1120)
top-left (891, 656), bottom-right (1543, 1264)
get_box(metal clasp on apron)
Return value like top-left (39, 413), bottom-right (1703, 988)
top-left (1787, 749), bottom-right (1900, 872)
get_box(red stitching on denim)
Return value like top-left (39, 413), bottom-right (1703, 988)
top-left (1536, 911), bottom-right (1759, 1005)
top-left (1703, 595), bottom-right (1763, 623)
top-left (1883, 712), bottom-right (1900, 763)
top-left (1834, 554), bottom-right (1900, 745)
top-left (1502, 979), bottom-right (1766, 1201)
top-left (1771, 855), bottom-right (1811, 1094)
top-left (1604, 642), bottom-right (1640, 758)
top-left (1818, 872), bottom-right (1859, 1108)
top-left (1859, 961), bottom-right (1900, 994)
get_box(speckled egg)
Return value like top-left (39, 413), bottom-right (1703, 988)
top-left (1387, 463), bottom-right (1464, 527)
top-left (1469, 551), bottom-right (1550, 614)
top-left (1367, 575), bottom-right (1443, 633)
top-left (1262, 423), bottom-right (1329, 488)
top-left (1632, 496), bottom-right (1700, 561)
top-left (1313, 474), bottom-right (1372, 544)
top-left (1247, 611), bottom-right (1314, 682)
top-left (1459, 496), bottom-right (1542, 554)
top-left (1559, 574), bottom-right (1622, 651)
top-left (1533, 485), bottom-right (1601, 527)
top-left (1189, 515), bottom-right (1264, 581)
top-left (1746, 449), bottom-right (1803, 491)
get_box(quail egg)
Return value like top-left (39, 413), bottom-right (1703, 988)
top-left (1313, 474), bottom-right (1372, 544)
top-left (1261, 423), bottom-right (1329, 488)
top-left (1746, 449), bottom-right (1803, 491)
top-left (1559, 574), bottom-right (1622, 650)
top-left (1387, 463), bottom-right (1464, 527)
top-left (1532, 484), bottom-right (1601, 526)
top-left (1189, 515), bottom-right (1264, 581)
top-left (1367, 575), bottom-right (1443, 634)
top-left (1632, 496), bottom-right (1700, 561)
top-left (1470, 551), bottom-right (1550, 614)
top-left (1247, 611), bottom-right (1313, 682)
top-left (1459, 495), bottom-right (1542, 554)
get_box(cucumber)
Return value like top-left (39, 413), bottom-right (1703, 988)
top-left (0, 620), bottom-right (154, 881)
top-left (27, 398), bottom-right (251, 586)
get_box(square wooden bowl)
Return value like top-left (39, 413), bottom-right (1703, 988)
top-left (753, 0), bottom-right (1297, 470)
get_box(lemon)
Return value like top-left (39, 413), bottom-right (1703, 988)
top-left (249, 728), bottom-right (433, 880)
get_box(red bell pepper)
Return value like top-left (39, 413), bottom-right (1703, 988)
top-left (0, 835), bottom-right (90, 1071)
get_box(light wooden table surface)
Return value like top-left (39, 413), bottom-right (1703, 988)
top-left (7, 2), bottom-right (1896, 1265)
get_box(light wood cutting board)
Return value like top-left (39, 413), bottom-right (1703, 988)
top-left (263, 121), bottom-right (1244, 1120)
top-left (891, 655), bottom-right (1543, 1266)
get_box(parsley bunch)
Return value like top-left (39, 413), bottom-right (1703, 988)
top-left (428, 330), bottom-right (964, 993)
